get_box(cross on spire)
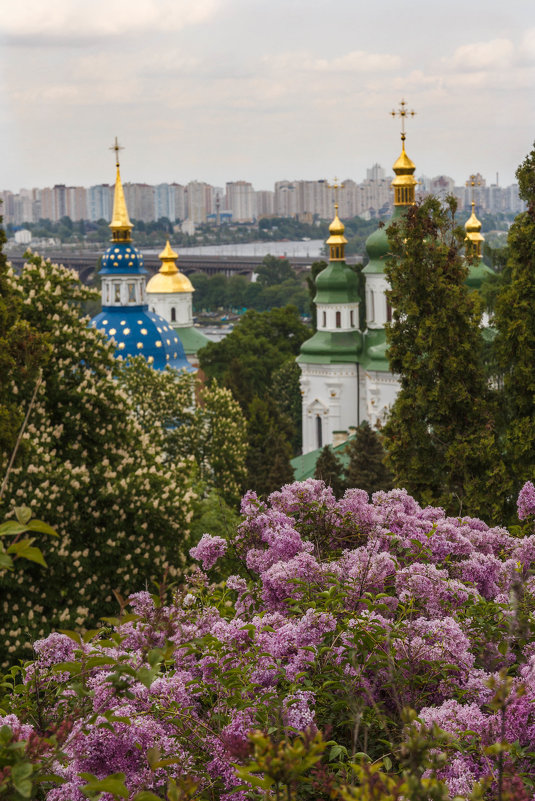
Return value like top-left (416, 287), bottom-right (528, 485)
top-left (328, 177), bottom-right (344, 210)
top-left (109, 136), bottom-right (124, 168)
top-left (391, 99), bottom-right (416, 141)
top-left (466, 173), bottom-right (481, 206)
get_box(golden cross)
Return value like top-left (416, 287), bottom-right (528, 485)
top-left (327, 177), bottom-right (344, 208)
top-left (466, 174), bottom-right (481, 208)
top-left (109, 136), bottom-right (124, 168)
top-left (391, 99), bottom-right (416, 139)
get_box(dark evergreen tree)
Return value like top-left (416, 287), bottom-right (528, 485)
top-left (382, 195), bottom-right (506, 518)
top-left (493, 142), bottom-right (535, 512)
top-left (314, 445), bottom-right (345, 498)
top-left (345, 422), bottom-right (393, 497)
top-left (272, 358), bottom-right (302, 454)
top-left (245, 396), bottom-right (294, 496)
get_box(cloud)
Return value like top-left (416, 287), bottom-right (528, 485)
top-left (0, 0), bottom-right (220, 41)
top-left (450, 38), bottom-right (514, 71)
top-left (269, 49), bottom-right (401, 74)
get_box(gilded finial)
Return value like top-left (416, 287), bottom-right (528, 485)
top-left (465, 174), bottom-right (484, 258)
top-left (109, 136), bottom-right (133, 242)
top-left (326, 178), bottom-right (347, 262)
top-left (391, 99), bottom-right (417, 206)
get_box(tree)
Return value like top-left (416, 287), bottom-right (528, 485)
top-left (272, 359), bottom-right (303, 454)
top-left (199, 306), bottom-right (310, 411)
top-left (344, 422), bottom-right (392, 497)
top-left (255, 255), bottom-right (296, 287)
top-left (245, 397), bottom-right (294, 496)
top-left (305, 260), bottom-right (327, 331)
top-left (382, 196), bottom-right (506, 518)
top-left (314, 446), bottom-right (345, 497)
top-left (0, 254), bottom-right (196, 661)
top-left (493, 142), bottom-right (535, 510)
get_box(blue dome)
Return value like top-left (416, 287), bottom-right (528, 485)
top-left (100, 242), bottom-right (146, 276)
top-left (91, 308), bottom-right (194, 372)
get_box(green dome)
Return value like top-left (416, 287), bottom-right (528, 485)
top-left (298, 330), bottom-right (362, 364)
top-left (363, 207), bottom-right (405, 275)
top-left (314, 262), bottom-right (360, 304)
top-left (360, 329), bottom-right (390, 372)
top-left (465, 260), bottom-right (494, 291)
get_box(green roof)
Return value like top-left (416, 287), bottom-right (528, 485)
top-left (466, 260), bottom-right (494, 291)
top-left (363, 206), bottom-right (404, 276)
top-left (173, 325), bottom-right (210, 355)
top-left (360, 328), bottom-right (390, 372)
top-left (298, 329), bottom-right (362, 364)
top-left (314, 261), bottom-right (360, 304)
top-left (291, 437), bottom-right (353, 482)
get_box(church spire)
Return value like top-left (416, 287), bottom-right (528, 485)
top-left (109, 137), bottom-right (133, 243)
top-left (390, 99), bottom-right (417, 206)
top-left (465, 174), bottom-right (484, 258)
top-left (326, 179), bottom-right (347, 261)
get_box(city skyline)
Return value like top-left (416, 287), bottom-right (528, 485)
top-left (1, 0), bottom-right (534, 190)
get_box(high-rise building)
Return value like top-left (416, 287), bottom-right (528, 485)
top-left (225, 180), bottom-right (256, 222)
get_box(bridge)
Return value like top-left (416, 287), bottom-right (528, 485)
top-left (7, 250), bottom-right (324, 285)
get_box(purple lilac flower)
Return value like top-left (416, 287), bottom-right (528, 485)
top-left (518, 481), bottom-right (535, 520)
top-left (190, 533), bottom-right (227, 569)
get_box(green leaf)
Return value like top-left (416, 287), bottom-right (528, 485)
top-left (12, 762), bottom-right (33, 782)
top-left (0, 552), bottom-right (14, 570)
top-left (25, 519), bottom-right (58, 537)
top-left (0, 521), bottom-right (28, 536)
top-left (14, 506), bottom-right (32, 525)
top-left (383, 755), bottom-right (393, 771)
top-left (133, 793), bottom-right (162, 801)
top-left (14, 778), bottom-right (32, 798)
top-left (7, 541), bottom-right (47, 567)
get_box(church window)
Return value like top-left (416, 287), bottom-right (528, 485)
top-left (171, 307), bottom-right (176, 322)
top-left (369, 291), bottom-right (375, 323)
top-left (128, 283), bottom-right (136, 303)
top-left (322, 311), bottom-right (326, 328)
top-left (105, 284), bottom-right (109, 303)
top-left (350, 309), bottom-right (354, 327)
top-left (336, 311), bottom-right (341, 328)
top-left (114, 284), bottom-right (121, 303)
top-left (316, 415), bottom-right (323, 449)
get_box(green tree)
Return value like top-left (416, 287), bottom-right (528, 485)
top-left (245, 397), bottom-right (294, 496)
top-left (255, 255), bottom-right (296, 287)
top-left (382, 196), bottom-right (505, 518)
top-left (199, 306), bottom-right (310, 411)
top-left (272, 359), bottom-right (303, 454)
top-left (493, 142), bottom-right (535, 511)
top-left (314, 446), bottom-right (345, 497)
top-left (0, 254), bottom-right (196, 662)
top-left (345, 422), bottom-right (392, 496)
top-left (305, 260), bottom-right (327, 331)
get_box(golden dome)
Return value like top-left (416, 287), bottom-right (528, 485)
top-left (146, 239), bottom-right (194, 294)
top-left (327, 204), bottom-right (347, 242)
top-left (465, 203), bottom-right (484, 257)
top-left (465, 203), bottom-right (482, 234)
top-left (391, 135), bottom-right (417, 206)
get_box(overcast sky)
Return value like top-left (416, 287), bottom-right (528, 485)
top-left (1, 0), bottom-right (534, 191)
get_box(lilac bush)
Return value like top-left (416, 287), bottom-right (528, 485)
top-left (2, 479), bottom-right (535, 799)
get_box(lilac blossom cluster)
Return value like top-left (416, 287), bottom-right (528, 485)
top-left (3, 479), bottom-right (535, 800)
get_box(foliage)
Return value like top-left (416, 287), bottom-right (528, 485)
top-left (271, 359), bottom-right (302, 455)
top-left (2, 480), bottom-right (535, 799)
top-left (245, 397), bottom-right (295, 496)
top-left (313, 446), bottom-right (345, 497)
top-left (493, 141), bottom-right (535, 509)
top-left (190, 270), bottom-right (310, 315)
top-left (0, 254), bottom-right (197, 663)
top-left (382, 196), bottom-right (506, 520)
top-left (118, 358), bottom-right (248, 507)
top-left (0, 506), bottom-right (57, 574)
top-left (199, 306), bottom-right (310, 411)
top-left (344, 422), bottom-right (393, 497)
top-left (254, 255), bottom-right (296, 288)
top-left (305, 260), bottom-right (327, 331)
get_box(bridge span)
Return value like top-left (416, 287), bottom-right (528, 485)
top-left (8, 250), bottom-right (321, 285)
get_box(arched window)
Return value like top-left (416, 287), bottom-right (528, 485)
top-left (171, 307), bottom-right (176, 322)
top-left (335, 311), bottom-right (341, 328)
top-left (350, 309), bottom-right (354, 327)
top-left (322, 311), bottom-right (326, 328)
top-left (316, 415), bottom-right (323, 449)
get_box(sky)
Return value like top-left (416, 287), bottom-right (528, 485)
top-left (1, 0), bottom-right (535, 192)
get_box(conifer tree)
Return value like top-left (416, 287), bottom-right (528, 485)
top-left (314, 445), bottom-right (345, 498)
top-left (493, 142), bottom-right (535, 509)
top-left (245, 396), bottom-right (294, 496)
top-left (382, 196), bottom-right (505, 517)
top-left (345, 422), bottom-right (392, 497)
